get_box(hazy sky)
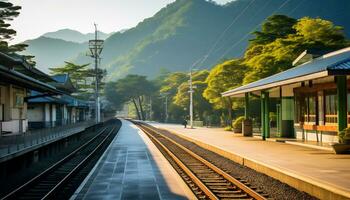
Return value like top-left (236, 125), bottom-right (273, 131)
top-left (9, 0), bottom-right (233, 43)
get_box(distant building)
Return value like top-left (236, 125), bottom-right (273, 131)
top-left (0, 52), bottom-right (60, 134)
top-left (27, 74), bottom-right (91, 129)
top-left (27, 91), bottom-right (66, 129)
top-left (223, 47), bottom-right (350, 143)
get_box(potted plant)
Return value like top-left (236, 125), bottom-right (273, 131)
top-left (332, 128), bottom-right (350, 154)
top-left (232, 116), bottom-right (245, 134)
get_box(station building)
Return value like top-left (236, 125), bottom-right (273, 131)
top-left (0, 52), bottom-right (92, 134)
top-left (27, 74), bottom-right (91, 129)
top-left (0, 52), bottom-right (60, 134)
top-left (27, 91), bottom-right (66, 129)
top-left (222, 47), bottom-right (350, 143)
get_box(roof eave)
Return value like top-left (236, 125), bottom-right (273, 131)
top-left (0, 65), bottom-right (61, 94)
top-left (222, 71), bottom-right (329, 97)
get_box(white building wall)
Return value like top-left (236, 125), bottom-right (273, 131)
top-left (52, 104), bottom-right (56, 122)
top-left (63, 105), bottom-right (68, 124)
top-left (27, 104), bottom-right (44, 122)
top-left (44, 103), bottom-right (50, 122)
top-left (296, 130), bottom-right (338, 143)
top-left (1, 84), bottom-right (28, 134)
top-left (72, 107), bottom-right (76, 123)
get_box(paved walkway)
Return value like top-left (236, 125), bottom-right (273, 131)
top-left (72, 120), bottom-right (194, 200)
top-left (0, 121), bottom-right (94, 160)
top-left (151, 123), bottom-right (350, 195)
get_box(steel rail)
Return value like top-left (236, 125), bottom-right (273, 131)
top-left (138, 124), bottom-right (218, 199)
top-left (42, 126), bottom-right (116, 199)
top-left (2, 126), bottom-right (111, 200)
top-left (135, 122), bottom-right (268, 200)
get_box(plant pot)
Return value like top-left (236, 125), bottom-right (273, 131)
top-left (331, 143), bottom-right (350, 154)
top-left (233, 126), bottom-right (242, 134)
top-left (243, 119), bottom-right (253, 137)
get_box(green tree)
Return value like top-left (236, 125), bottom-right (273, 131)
top-left (203, 59), bottom-right (246, 124)
top-left (159, 72), bottom-right (188, 121)
top-left (0, 1), bottom-right (27, 53)
top-left (249, 15), bottom-right (297, 46)
top-left (106, 75), bottom-right (154, 120)
top-left (50, 62), bottom-right (106, 100)
top-left (293, 17), bottom-right (348, 49)
top-left (243, 16), bottom-right (349, 84)
top-left (174, 70), bottom-right (212, 121)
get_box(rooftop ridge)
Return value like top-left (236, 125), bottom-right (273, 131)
top-left (322, 46), bottom-right (350, 59)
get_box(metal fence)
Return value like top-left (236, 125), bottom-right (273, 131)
top-left (0, 120), bottom-right (95, 158)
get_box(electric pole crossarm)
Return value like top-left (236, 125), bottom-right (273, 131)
top-left (88, 24), bottom-right (104, 123)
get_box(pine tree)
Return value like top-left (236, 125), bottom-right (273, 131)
top-left (0, 1), bottom-right (27, 53)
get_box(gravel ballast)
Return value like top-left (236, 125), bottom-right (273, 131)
top-left (154, 126), bottom-right (317, 200)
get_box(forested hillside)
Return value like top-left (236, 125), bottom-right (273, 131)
top-left (23, 0), bottom-right (350, 79)
top-left (23, 37), bottom-right (86, 72)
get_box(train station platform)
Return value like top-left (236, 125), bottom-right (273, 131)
top-left (72, 120), bottom-right (195, 200)
top-left (0, 121), bottom-right (94, 162)
top-left (150, 123), bottom-right (350, 200)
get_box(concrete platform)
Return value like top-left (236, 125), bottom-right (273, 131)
top-left (71, 120), bottom-right (195, 200)
top-left (151, 123), bottom-right (350, 200)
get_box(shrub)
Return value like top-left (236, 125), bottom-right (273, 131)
top-left (339, 127), bottom-right (350, 144)
top-left (232, 116), bottom-right (245, 129)
top-left (224, 126), bottom-right (232, 131)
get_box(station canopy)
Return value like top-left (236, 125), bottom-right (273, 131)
top-left (222, 47), bottom-right (350, 97)
top-left (0, 52), bottom-right (61, 94)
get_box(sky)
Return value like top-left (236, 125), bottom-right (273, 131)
top-left (9, 0), bottom-right (233, 43)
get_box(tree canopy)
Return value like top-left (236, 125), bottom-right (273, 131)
top-left (173, 70), bottom-right (213, 120)
top-left (243, 16), bottom-right (349, 84)
top-left (0, 1), bottom-right (27, 53)
top-left (50, 62), bottom-right (106, 100)
top-left (105, 74), bottom-right (154, 120)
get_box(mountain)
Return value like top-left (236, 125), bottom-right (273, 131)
top-left (42, 29), bottom-right (113, 43)
top-left (22, 37), bottom-right (87, 72)
top-left (24, 0), bottom-right (350, 79)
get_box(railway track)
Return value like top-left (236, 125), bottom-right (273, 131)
top-left (2, 119), bottom-right (121, 200)
top-left (133, 121), bottom-right (270, 200)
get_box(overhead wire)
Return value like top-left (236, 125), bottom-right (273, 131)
top-left (212, 0), bottom-right (272, 56)
top-left (189, 0), bottom-right (256, 71)
top-left (217, 0), bottom-right (294, 60)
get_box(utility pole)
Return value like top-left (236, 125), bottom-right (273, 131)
top-left (189, 69), bottom-right (194, 128)
top-left (160, 93), bottom-right (169, 123)
top-left (165, 95), bottom-right (168, 123)
top-left (149, 96), bottom-right (152, 120)
top-left (188, 67), bottom-right (198, 128)
top-left (88, 24), bottom-right (104, 123)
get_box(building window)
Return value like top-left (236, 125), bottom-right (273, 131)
top-left (307, 95), bottom-right (317, 123)
top-left (13, 88), bottom-right (25, 108)
top-left (325, 90), bottom-right (337, 124)
top-left (295, 93), bottom-right (317, 124)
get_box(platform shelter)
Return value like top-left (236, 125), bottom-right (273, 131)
top-left (222, 47), bottom-right (350, 143)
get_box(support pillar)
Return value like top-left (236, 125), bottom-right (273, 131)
top-left (261, 94), bottom-right (265, 140)
top-left (245, 93), bottom-right (250, 119)
top-left (261, 91), bottom-right (270, 140)
top-left (337, 76), bottom-right (347, 132)
top-left (243, 93), bottom-right (252, 136)
top-left (264, 92), bottom-right (270, 139)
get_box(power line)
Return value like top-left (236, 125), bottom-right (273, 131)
top-left (195, 0), bottom-right (256, 69)
top-left (218, 0), bottom-right (293, 60)
top-left (212, 0), bottom-right (272, 55)
top-left (195, 0), bottom-right (272, 72)
top-left (288, 0), bottom-right (306, 16)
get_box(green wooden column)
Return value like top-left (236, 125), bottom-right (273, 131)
top-left (337, 76), bottom-right (347, 132)
top-left (261, 93), bottom-right (265, 140)
top-left (264, 91), bottom-right (270, 138)
top-left (245, 93), bottom-right (250, 119)
top-left (261, 91), bottom-right (270, 140)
